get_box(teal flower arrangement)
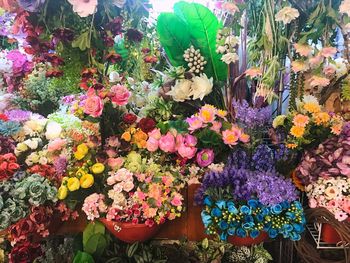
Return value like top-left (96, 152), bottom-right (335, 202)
top-left (201, 197), bottom-right (305, 242)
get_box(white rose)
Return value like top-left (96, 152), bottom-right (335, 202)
top-left (334, 58), bottom-right (348, 76)
top-left (23, 138), bottom-right (40, 150)
top-left (275, 6), bottom-right (299, 24)
top-left (221, 52), bottom-right (239, 64)
top-left (189, 73), bottom-right (213, 100)
top-left (109, 71), bottom-right (122, 83)
top-left (123, 180), bottom-right (134, 192)
top-left (39, 156), bottom-right (48, 165)
top-left (25, 153), bottom-right (40, 166)
top-left (166, 79), bottom-right (192, 102)
top-left (45, 121), bottom-right (62, 140)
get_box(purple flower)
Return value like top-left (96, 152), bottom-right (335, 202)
top-left (196, 149), bottom-right (214, 167)
top-left (4, 109), bottom-right (31, 122)
top-left (232, 99), bottom-right (272, 129)
top-left (54, 157), bottom-right (67, 177)
top-left (18, 0), bottom-right (46, 12)
top-left (0, 135), bottom-right (15, 154)
top-left (252, 144), bottom-right (274, 172)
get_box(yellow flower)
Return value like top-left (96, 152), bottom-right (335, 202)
top-left (217, 109), bottom-right (227, 118)
top-left (303, 102), bottom-right (321, 113)
top-left (313, 112), bottom-right (330, 125)
top-left (287, 143), bottom-right (298, 149)
top-left (290, 126), bottom-right (305, 138)
top-left (91, 163), bottom-right (105, 174)
top-left (74, 143), bottom-right (89, 160)
top-left (57, 185), bottom-right (68, 200)
top-left (121, 131), bottom-right (131, 142)
top-left (80, 173), bottom-right (94, 188)
top-left (272, 115), bottom-right (287, 128)
top-left (67, 177), bottom-right (80, 191)
top-left (76, 168), bottom-right (87, 178)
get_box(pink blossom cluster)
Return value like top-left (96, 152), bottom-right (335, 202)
top-left (82, 193), bottom-right (107, 221)
top-left (107, 168), bottom-right (134, 192)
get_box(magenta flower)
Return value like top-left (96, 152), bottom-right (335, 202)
top-left (196, 149), bottom-right (214, 167)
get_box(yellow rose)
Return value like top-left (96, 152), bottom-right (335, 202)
top-left (62, 176), bottom-right (69, 184)
top-left (121, 132), bottom-right (131, 142)
top-left (91, 163), bottom-right (105, 174)
top-left (16, 142), bottom-right (29, 152)
top-left (57, 185), bottom-right (68, 200)
top-left (76, 168), bottom-right (87, 178)
top-left (80, 173), bottom-right (94, 188)
top-left (74, 143), bottom-right (89, 160)
top-left (67, 177), bottom-right (80, 191)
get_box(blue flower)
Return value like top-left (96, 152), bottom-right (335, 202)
top-left (204, 196), bottom-right (212, 206)
top-left (211, 207), bottom-right (222, 217)
top-left (268, 229), bottom-right (278, 238)
top-left (248, 199), bottom-right (259, 209)
top-left (219, 220), bottom-right (229, 230)
top-left (220, 232), bottom-right (228, 241)
top-left (216, 200), bottom-right (226, 209)
top-left (294, 201), bottom-right (302, 210)
top-left (261, 207), bottom-right (270, 216)
top-left (281, 200), bottom-right (290, 209)
top-left (286, 212), bottom-right (296, 220)
top-left (228, 227), bottom-right (236, 236)
top-left (250, 229), bottom-right (260, 239)
top-left (293, 223), bottom-right (305, 233)
top-left (243, 222), bottom-right (254, 230)
top-left (201, 211), bottom-right (212, 227)
top-left (244, 215), bottom-right (254, 223)
top-left (236, 228), bottom-right (247, 237)
top-left (0, 121), bottom-right (21, 136)
top-left (271, 204), bottom-right (283, 215)
top-left (290, 232), bottom-right (301, 241)
top-left (227, 201), bottom-right (238, 214)
top-left (256, 214), bottom-right (264, 222)
top-left (263, 222), bottom-right (272, 231)
top-left (240, 205), bottom-right (251, 215)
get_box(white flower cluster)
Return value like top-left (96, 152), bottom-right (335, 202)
top-left (166, 73), bottom-right (213, 102)
top-left (216, 28), bottom-right (239, 65)
top-left (183, 45), bottom-right (207, 74)
top-left (0, 51), bottom-right (12, 75)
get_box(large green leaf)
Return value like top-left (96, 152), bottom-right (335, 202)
top-left (73, 251), bottom-right (95, 263)
top-left (173, 2), bottom-right (227, 81)
top-left (157, 13), bottom-right (191, 66)
top-left (83, 222), bottom-right (105, 249)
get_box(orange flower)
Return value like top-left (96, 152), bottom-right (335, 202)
top-left (291, 170), bottom-right (305, 191)
top-left (290, 126), bottom-right (305, 138)
top-left (293, 114), bottom-right (309, 127)
top-left (313, 112), bottom-right (330, 125)
top-left (303, 102), bottom-right (321, 114)
top-left (121, 132), bottom-right (131, 142)
top-left (287, 143), bottom-right (298, 149)
top-left (331, 123), bottom-right (342, 135)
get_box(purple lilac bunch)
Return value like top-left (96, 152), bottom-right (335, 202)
top-left (247, 171), bottom-right (298, 206)
top-left (232, 99), bottom-right (272, 129)
top-left (252, 144), bottom-right (275, 172)
top-left (296, 125), bottom-right (350, 185)
top-left (5, 109), bottom-right (31, 122)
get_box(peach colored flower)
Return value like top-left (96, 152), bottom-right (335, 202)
top-left (323, 65), bottom-right (336, 76)
top-left (309, 55), bottom-right (323, 68)
top-left (198, 105), bottom-right (217, 123)
top-left (84, 88), bottom-right (103, 117)
top-left (222, 129), bottom-right (239, 146)
top-left (293, 114), bottom-right (309, 127)
top-left (245, 67), bottom-right (262, 78)
top-left (313, 112), bottom-right (330, 125)
top-left (47, 138), bottom-right (66, 152)
top-left (331, 123), bottom-right (343, 135)
top-left (146, 137), bottom-right (159, 152)
top-left (308, 76), bottom-right (330, 88)
top-left (275, 6), bottom-right (299, 24)
top-left (186, 116), bottom-right (203, 132)
top-left (294, 43), bottom-right (313, 57)
top-left (222, 2), bottom-right (239, 14)
top-left (340, 0), bottom-right (350, 16)
top-left (148, 128), bottom-right (161, 140)
top-left (324, 186), bottom-right (339, 200)
top-left (291, 60), bottom-right (308, 73)
top-left (239, 133), bottom-right (250, 143)
top-left (110, 84), bottom-right (131, 106)
top-left (320, 47), bottom-right (337, 58)
top-left (210, 121), bottom-right (222, 133)
top-left (67, 0), bottom-right (97, 17)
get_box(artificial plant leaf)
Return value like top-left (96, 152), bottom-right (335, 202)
top-left (173, 2), bottom-right (227, 81)
top-left (73, 251), bottom-right (95, 263)
top-left (85, 233), bottom-right (108, 256)
top-left (83, 221), bottom-right (105, 249)
top-left (168, 120), bottom-right (189, 134)
top-left (127, 242), bottom-right (139, 257)
top-left (157, 12), bottom-right (191, 66)
top-left (72, 31), bottom-right (91, 51)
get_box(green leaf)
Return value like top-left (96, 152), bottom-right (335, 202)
top-left (83, 222), bottom-right (105, 249)
top-left (197, 128), bottom-right (222, 148)
top-left (85, 233), bottom-right (108, 256)
top-left (173, 2), bottom-right (227, 81)
top-left (157, 13), bottom-right (191, 67)
top-left (73, 251), bottom-right (95, 263)
top-left (72, 31), bottom-right (91, 51)
top-left (127, 242), bottom-right (139, 258)
top-left (157, 121), bottom-right (170, 134)
top-left (201, 238), bottom-right (209, 250)
top-left (168, 120), bottom-right (189, 134)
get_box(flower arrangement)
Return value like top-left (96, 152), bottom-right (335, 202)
top-left (273, 95), bottom-right (343, 150)
top-left (82, 151), bottom-right (185, 226)
top-left (306, 177), bottom-right (350, 222)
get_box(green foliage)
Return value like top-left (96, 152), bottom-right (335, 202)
top-left (83, 222), bottom-right (108, 257)
top-left (157, 2), bottom-right (227, 81)
top-left (342, 81), bottom-right (350, 101)
top-left (73, 251), bottom-right (95, 263)
top-left (72, 31), bottom-right (91, 51)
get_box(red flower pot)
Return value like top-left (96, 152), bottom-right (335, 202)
top-left (99, 218), bottom-right (161, 243)
top-left (227, 231), bottom-right (268, 246)
top-left (321, 218), bottom-right (350, 244)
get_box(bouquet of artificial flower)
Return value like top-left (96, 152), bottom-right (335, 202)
top-left (273, 95), bottom-right (343, 150)
top-left (82, 151), bottom-right (185, 226)
top-left (306, 176), bottom-right (350, 222)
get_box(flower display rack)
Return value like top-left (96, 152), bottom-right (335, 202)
top-left (306, 223), bottom-right (350, 250)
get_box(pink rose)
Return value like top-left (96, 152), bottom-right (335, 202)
top-left (171, 193), bottom-right (183, 206)
top-left (107, 157), bottom-right (124, 170)
top-left (184, 134), bottom-right (197, 147)
top-left (309, 198), bottom-right (318, 208)
top-left (84, 88), bottom-right (103, 117)
top-left (146, 137), bottom-right (159, 152)
top-left (177, 143), bottom-right (197, 159)
top-left (110, 84), bottom-right (131, 106)
top-left (159, 132), bottom-right (176, 153)
top-left (123, 180), bottom-right (134, 192)
top-left (47, 138), bottom-right (66, 152)
top-left (210, 121), bottom-right (222, 133)
top-left (148, 128), bottom-right (161, 140)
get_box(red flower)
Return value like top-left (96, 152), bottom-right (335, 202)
top-left (46, 68), bottom-right (64, 78)
top-left (141, 48), bottom-right (150, 54)
top-left (9, 242), bottom-right (42, 263)
top-left (91, 82), bottom-right (105, 90)
top-left (123, 113), bottom-right (137, 124)
top-left (0, 153), bottom-right (19, 180)
top-left (105, 52), bottom-right (122, 64)
top-left (106, 17), bottom-right (123, 35)
top-left (126, 28), bottom-right (143, 43)
top-left (138, 118), bottom-right (156, 133)
top-left (43, 53), bottom-right (64, 66)
top-left (145, 219), bottom-right (155, 227)
top-left (132, 218), bottom-right (139, 224)
top-left (9, 218), bottom-right (35, 244)
top-left (0, 114), bottom-right (8, 121)
top-left (81, 68), bottom-right (97, 79)
top-left (144, 55), bottom-right (158, 64)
